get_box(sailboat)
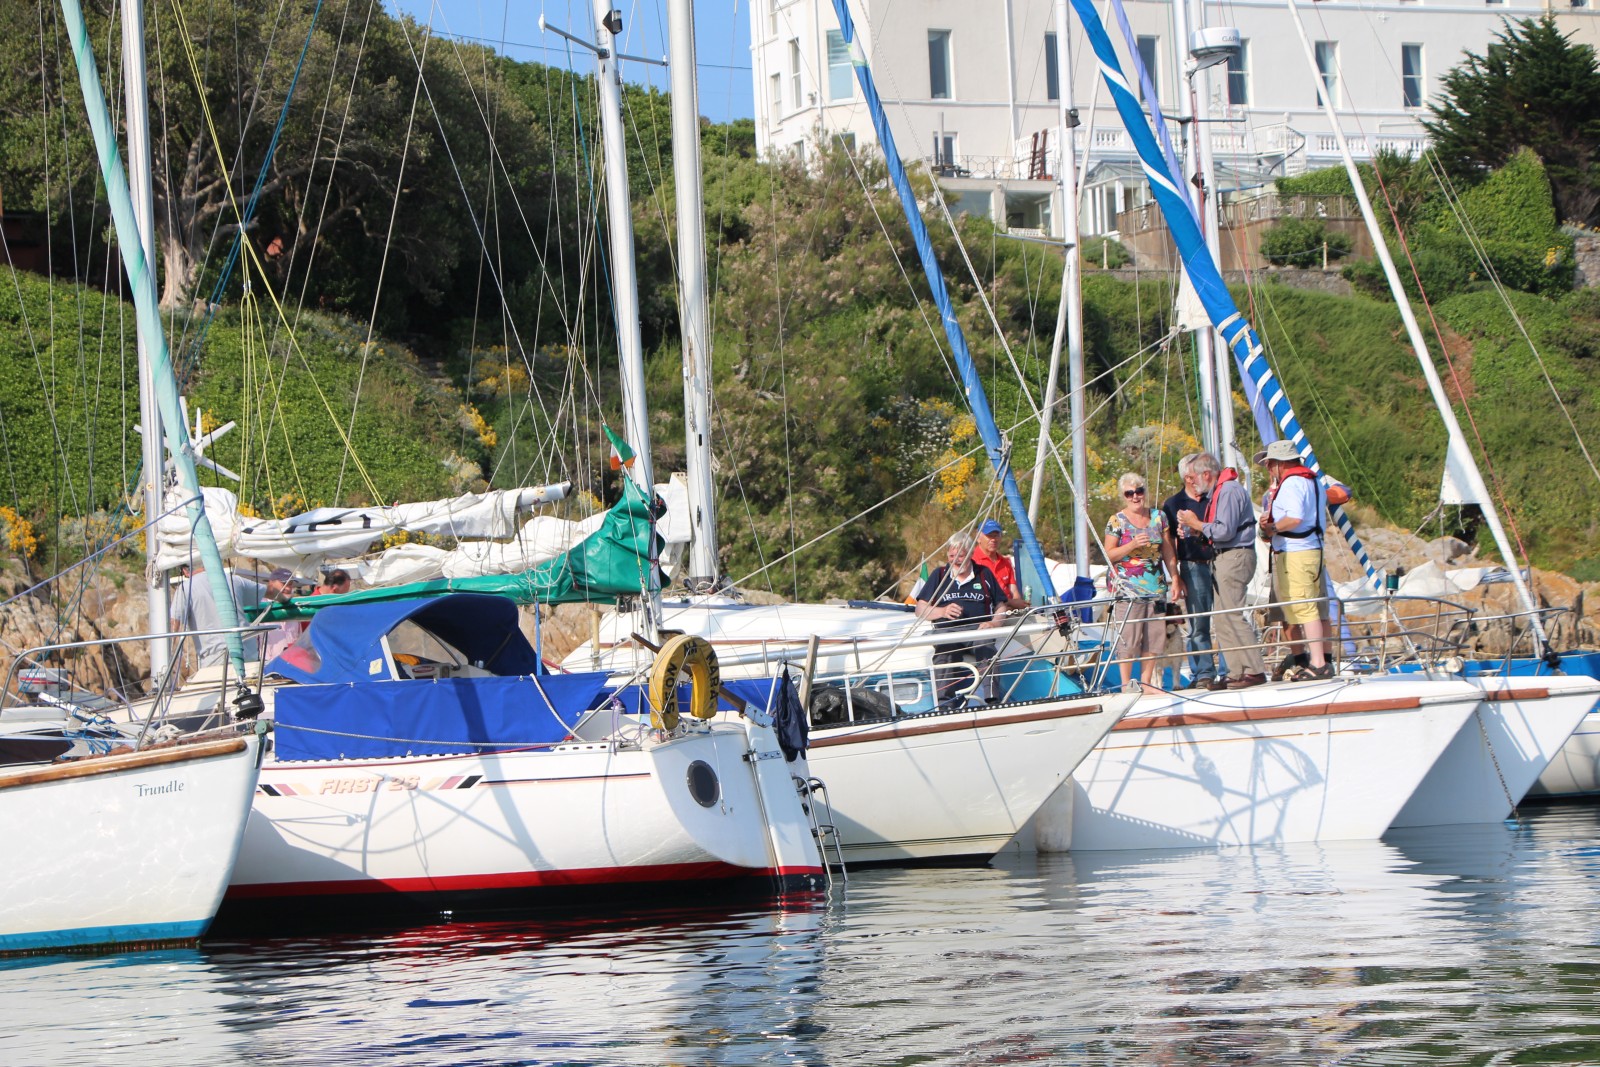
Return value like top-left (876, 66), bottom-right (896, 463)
top-left (17, 0), bottom-right (829, 925)
top-left (0, 0), bottom-right (267, 955)
top-left (1057, 0), bottom-right (1600, 835)
top-left (591, 0), bottom-right (1518, 853)
top-left (561, 0), bottom-right (1140, 865)
top-left (1253, 0), bottom-right (1600, 822)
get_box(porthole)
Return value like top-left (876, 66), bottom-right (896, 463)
top-left (686, 760), bottom-right (720, 808)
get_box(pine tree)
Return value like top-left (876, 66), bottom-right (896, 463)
top-left (1424, 16), bottom-right (1600, 226)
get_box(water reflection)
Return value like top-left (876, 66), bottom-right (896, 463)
top-left (3, 807), bottom-right (1600, 1065)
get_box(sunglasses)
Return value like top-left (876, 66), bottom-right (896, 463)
top-left (1123, 487), bottom-right (1147, 498)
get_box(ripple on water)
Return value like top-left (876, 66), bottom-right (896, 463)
top-left (4, 805), bottom-right (1600, 1065)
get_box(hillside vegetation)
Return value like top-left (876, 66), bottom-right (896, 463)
top-left (2, 0), bottom-right (1599, 597)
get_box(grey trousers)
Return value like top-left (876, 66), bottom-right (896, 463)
top-left (1212, 545), bottom-right (1265, 677)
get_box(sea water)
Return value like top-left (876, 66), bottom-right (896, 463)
top-left (6, 803), bottom-right (1600, 1066)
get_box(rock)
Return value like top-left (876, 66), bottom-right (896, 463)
top-left (1423, 537), bottom-right (1473, 565)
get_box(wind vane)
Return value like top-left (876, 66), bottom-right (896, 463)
top-left (134, 396), bottom-right (240, 483)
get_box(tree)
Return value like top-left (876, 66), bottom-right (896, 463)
top-left (1424, 16), bottom-right (1600, 226)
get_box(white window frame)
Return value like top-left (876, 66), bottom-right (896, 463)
top-left (1136, 35), bottom-right (1160, 103)
top-left (1227, 39), bottom-right (1250, 108)
top-left (827, 29), bottom-right (854, 101)
top-left (789, 38), bottom-right (802, 110)
top-left (1315, 40), bottom-right (1339, 108)
top-left (929, 30), bottom-right (952, 100)
top-left (1045, 32), bottom-right (1060, 102)
top-left (1401, 44), bottom-right (1424, 108)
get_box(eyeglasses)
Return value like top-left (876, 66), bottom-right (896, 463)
top-left (1123, 487), bottom-right (1146, 498)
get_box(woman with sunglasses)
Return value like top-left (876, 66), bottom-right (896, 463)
top-left (1103, 472), bottom-right (1182, 694)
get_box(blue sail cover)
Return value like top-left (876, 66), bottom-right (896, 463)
top-left (829, 0), bottom-right (1057, 603)
top-left (267, 594), bottom-right (543, 684)
top-left (1066, 0), bottom-right (1382, 590)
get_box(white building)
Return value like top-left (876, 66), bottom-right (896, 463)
top-left (750, 0), bottom-right (1600, 237)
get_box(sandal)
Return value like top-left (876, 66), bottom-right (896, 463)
top-left (1284, 663), bottom-right (1335, 682)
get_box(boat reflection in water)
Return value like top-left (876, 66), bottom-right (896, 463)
top-left (7, 807), bottom-right (1600, 1065)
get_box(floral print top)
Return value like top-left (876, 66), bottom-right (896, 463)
top-left (1105, 510), bottom-right (1169, 599)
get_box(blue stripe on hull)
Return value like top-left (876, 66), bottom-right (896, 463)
top-left (0, 918), bottom-right (211, 956)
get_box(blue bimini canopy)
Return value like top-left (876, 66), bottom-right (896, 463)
top-left (264, 593), bottom-right (612, 762)
top-left (266, 593), bottom-right (544, 685)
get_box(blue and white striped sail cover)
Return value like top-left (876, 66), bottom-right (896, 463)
top-left (1068, 0), bottom-right (1382, 590)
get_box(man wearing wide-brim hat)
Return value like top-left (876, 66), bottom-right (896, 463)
top-left (1254, 439), bottom-right (1332, 680)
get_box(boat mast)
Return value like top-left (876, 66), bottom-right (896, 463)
top-left (1169, 0), bottom-right (1219, 459)
top-left (121, 0), bottom-right (169, 675)
top-left (666, 0), bottom-right (720, 592)
top-left (57, 0), bottom-right (247, 675)
top-left (1192, 34), bottom-right (1240, 472)
top-left (1280, 0), bottom-right (1551, 658)
top-left (1028, 0), bottom-right (1090, 584)
top-left (588, 0), bottom-right (662, 628)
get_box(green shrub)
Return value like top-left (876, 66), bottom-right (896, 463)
top-left (1260, 217), bottom-right (1353, 269)
top-left (1080, 236), bottom-right (1131, 269)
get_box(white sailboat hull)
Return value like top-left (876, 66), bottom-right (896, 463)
top-left (569, 598), bottom-right (1136, 865)
top-left (0, 735), bottom-right (261, 954)
top-left (229, 721), bottom-right (824, 917)
top-left (1391, 675), bottom-right (1600, 826)
top-left (804, 695), bottom-right (1134, 864)
top-left (1531, 713), bottom-right (1600, 798)
top-left (1065, 678), bottom-right (1483, 851)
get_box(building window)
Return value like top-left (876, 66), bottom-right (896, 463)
top-left (1136, 36), bottom-right (1160, 103)
top-left (1401, 44), bottom-right (1423, 108)
top-left (929, 30), bottom-right (952, 99)
top-left (767, 0), bottom-right (778, 35)
top-left (827, 30), bottom-right (853, 101)
top-left (833, 130), bottom-right (857, 152)
top-left (1315, 40), bottom-right (1339, 107)
top-left (1045, 32), bottom-right (1060, 102)
top-left (1227, 39), bottom-right (1249, 106)
top-left (770, 72), bottom-right (782, 116)
top-left (789, 38), bottom-right (802, 108)
top-left (934, 132), bottom-right (958, 169)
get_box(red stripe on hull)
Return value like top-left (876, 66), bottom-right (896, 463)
top-left (227, 861), bottom-right (826, 900)
top-left (1114, 696), bottom-right (1425, 732)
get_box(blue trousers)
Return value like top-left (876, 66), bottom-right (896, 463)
top-left (1180, 559), bottom-right (1221, 682)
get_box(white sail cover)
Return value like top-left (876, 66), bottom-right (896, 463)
top-left (153, 482), bottom-right (571, 572)
top-left (152, 478), bottom-right (697, 582)
top-left (153, 485), bottom-right (242, 571)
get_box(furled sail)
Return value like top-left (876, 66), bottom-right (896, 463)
top-left (828, 0), bottom-right (1057, 601)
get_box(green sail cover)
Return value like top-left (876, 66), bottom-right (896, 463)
top-left (263, 478), bottom-right (660, 620)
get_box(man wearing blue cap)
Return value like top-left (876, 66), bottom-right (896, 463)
top-left (974, 519), bottom-right (1027, 610)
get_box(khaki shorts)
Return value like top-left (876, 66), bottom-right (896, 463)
top-left (1272, 549), bottom-right (1325, 625)
top-left (1111, 598), bottom-right (1167, 660)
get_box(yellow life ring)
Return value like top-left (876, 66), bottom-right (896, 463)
top-left (647, 634), bottom-right (721, 731)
